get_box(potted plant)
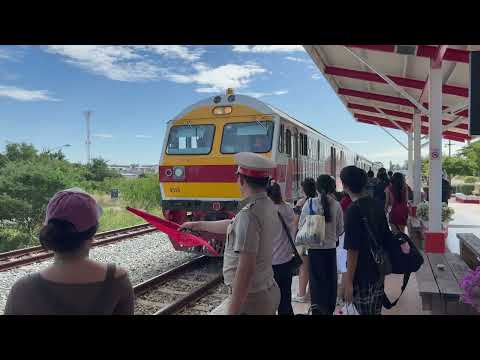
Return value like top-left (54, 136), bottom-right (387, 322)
top-left (415, 201), bottom-right (454, 235)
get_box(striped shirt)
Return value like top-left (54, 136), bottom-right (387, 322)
top-left (272, 202), bottom-right (296, 265)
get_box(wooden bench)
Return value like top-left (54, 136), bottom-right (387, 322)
top-left (457, 233), bottom-right (480, 269)
top-left (416, 251), bottom-right (477, 315)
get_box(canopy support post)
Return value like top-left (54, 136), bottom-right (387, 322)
top-left (413, 112), bottom-right (422, 205)
top-left (408, 129), bottom-right (414, 188)
top-left (425, 57), bottom-right (445, 253)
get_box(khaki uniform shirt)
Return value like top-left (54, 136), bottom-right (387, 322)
top-left (223, 192), bottom-right (280, 294)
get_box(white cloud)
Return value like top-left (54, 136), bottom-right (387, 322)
top-left (167, 63), bottom-right (267, 93)
top-left (0, 49), bottom-right (13, 60)
top-left (312, 73), bottom-right (322, 80)
top-left (141, 45), bottom-right (204, 62)
top-left (244, 90), bottom-right (289, 98)
top-left (232, 45), bottom-right (304, 53)
top-left (45, 45), bottom-right (162, 82)
top-left (44, 45), bottom-right (205, 82)
top-left (93, 133), bottom-right (113, 138)
top-left (0, 85), bottom-right (59, 101)
top-left (286, 56), bottom-right (311, 64)
top-left (135, 134), bottom-right (153, 139)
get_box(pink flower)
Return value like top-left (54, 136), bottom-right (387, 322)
top-left (460, 266), bottom-right (480, 312)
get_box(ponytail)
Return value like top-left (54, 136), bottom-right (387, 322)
top-left (320, 190), bottom-right (332, 222)
top-left (316, 175), bottom-right (335, 223)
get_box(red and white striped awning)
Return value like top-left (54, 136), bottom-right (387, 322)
top-left (304, 45), bottom-right (478, 142)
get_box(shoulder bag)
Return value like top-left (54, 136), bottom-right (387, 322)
top-left (277, 211), bottom-right (303, 275)
top-left (295, 198), bottom-right (326, 247)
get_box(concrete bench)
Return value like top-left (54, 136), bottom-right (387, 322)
top-left (455, 193), bottom-right (480, 204)
top-left (416, 251), bottom-right (477, 315)
top-left (457, 233), bottom-right (480, 269)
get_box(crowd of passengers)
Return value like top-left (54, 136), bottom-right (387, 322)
top-left (5, 151), bottom-right (434, 316)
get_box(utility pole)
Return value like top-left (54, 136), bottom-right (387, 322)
top-left (84, 111), bottom-right (92, 165)
top-left (445, 140), bottom-right (453, 157)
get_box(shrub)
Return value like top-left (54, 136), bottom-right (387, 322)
top-left (457, 184), bottom-right (475, 195)
top-left (464, 176), bottom-right (478, 184)
top-left (0, 223), bottom-right (38, 252)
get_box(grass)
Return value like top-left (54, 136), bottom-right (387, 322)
top-left (93, 193), bottom-right (164, 232)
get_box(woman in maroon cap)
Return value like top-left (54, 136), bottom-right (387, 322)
top-left (4, 188), bottom-right (134, 315)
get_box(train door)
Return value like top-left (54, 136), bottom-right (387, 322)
top-left (294, 128), bottom-right (299, 198)
top-left (330, 146), bottom-right (336, 177)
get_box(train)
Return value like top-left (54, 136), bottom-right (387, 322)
top-left (159, 89), bottom-right (381, 256)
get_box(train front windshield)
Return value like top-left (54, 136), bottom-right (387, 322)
top-left (221, 121), bottom-right (274, 154)
top-left (166, 125), bottom-right (215, 155)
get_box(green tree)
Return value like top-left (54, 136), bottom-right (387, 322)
top-left (442, 156), bottom-right (473, 178)
top-left (4, 143), bottom-right (37, 162)
top-left (459, 141), bottom-right (480, 176)
top-left (0, 194), bottom-right (32, 223)
top-left (86, 158), bottom-right (120, 182)
top-left (0, 160), bottom-right (69, 229)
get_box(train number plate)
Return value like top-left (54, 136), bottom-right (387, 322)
top-left (169, 187), bottom-right (181, 193)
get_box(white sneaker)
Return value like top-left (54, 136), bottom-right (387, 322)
top-left (292, 295), bottom-right (307, 303)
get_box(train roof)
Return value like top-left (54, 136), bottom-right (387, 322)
top-left (171, 92), bottom-right (374, 164)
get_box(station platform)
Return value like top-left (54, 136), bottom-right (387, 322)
top-left (211, 199), bottom-right (478, 315)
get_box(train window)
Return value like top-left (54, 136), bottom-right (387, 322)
top-left (220, 121), bottom-right (274, 154)
top-left (278, 124), bottom-right (285, 153)
top-left (317, 140), bottom-right (320, 161)
top-left (285, 129), bottom-right (292, 155)
top-left (166, 124), bottom-right (215, 155)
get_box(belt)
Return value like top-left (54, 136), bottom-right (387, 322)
top-left (227, 281), bottom-right (276, 295)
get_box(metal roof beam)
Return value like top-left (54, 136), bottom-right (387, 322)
top-left (325, 66), bottom-right (468, 97)
top-left (343, 46), bottom-right (429, 115)
top-left (432, 45), bottom-right (449, 69)
top-left (347, 45), bottom-right (470, 63)
top-left (374, 123), bottom-right (408, 150)
top-left (347, 102), bottom-right (469, 131)
top-left (355, 113), bottom-right (470, 141)
top-left (340, 88), bottom-right (469, 118)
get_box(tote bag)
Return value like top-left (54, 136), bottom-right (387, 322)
top-left (295, 198), bottom-right (326, 247)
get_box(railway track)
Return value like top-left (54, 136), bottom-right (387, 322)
top-left (134, 256), bottom-right (228, 315)
top-left (0, 223), bottom-right (156, 272)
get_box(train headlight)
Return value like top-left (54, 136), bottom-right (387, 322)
top-left (213, 106), bottom-right (232, 115)
top-left (173, 166), bottom-right (185, 180)
top-left (213, 96), bottom-right (221, 104)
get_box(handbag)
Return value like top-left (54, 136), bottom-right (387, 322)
top-left (277, 211), bottom-right (303, 275)
top-left (295, 198), bottom-right (326, 247)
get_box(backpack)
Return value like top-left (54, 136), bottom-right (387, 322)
top-left (355, 201), bottom-right (424, 309)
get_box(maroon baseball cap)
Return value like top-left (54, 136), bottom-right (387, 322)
top-left (44, 188), bottom-right (102, 232)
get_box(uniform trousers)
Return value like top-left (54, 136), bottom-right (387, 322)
top-left (308, 248), bottom-right (337, 315)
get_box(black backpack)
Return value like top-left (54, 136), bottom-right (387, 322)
top-left (356, 202), bottom-right (424, 309)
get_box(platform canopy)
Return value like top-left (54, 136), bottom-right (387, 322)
top-left (303, 45), bottom-right (478, 143)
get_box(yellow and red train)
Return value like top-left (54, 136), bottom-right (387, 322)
top-left (159, 89), bottom-right (380, 255)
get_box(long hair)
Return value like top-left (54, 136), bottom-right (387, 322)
top-left (377, 167), bottom-right (389, 184)
top-left (301, 178), bottom-right (317, 198)
top-left (316, 175), bottom-right (335, 222)
top-left (266, 182), bottom-right (283, 205)
top-left (391, 172), bottom-right (405, 202)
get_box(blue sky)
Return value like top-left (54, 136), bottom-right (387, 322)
top-left (0, 45), bottom-right (456, 166)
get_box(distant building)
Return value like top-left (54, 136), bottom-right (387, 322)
top-left (109, 164), bottom-right (158, 178)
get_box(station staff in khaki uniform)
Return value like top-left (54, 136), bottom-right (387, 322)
top-left (179, 152), bottom-right (281, 315)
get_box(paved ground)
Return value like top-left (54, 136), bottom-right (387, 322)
top-left (446, 198), bottom-right (480, 254)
